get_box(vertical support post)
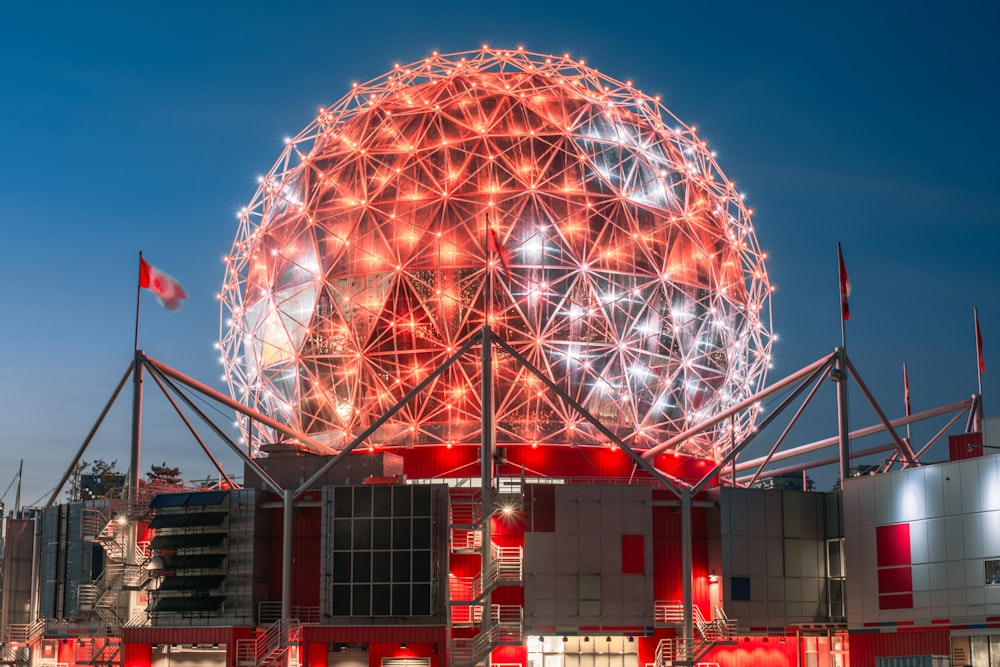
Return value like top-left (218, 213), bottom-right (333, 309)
top-left (681, 487), bottom-right (693, 657)
top-left (480, 324), bottom-right (495, 663)
top-left (282, 489), bottom-right (293, 627)
top-left (835, 347), bottom-right (851, 485)
top-left (129, 349), bottom-right (144, 502)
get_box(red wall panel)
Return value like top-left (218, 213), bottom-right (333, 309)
top-left (877, 567), bottom-right (913, 594)
top-left (849, 630), bottom-right (949, 667)
top-left (622, 535), bottom-right (644, 574)
top-left (949, 431), bottom-right (983, 460)
top-left (876, 524), bottom-right (911, 567)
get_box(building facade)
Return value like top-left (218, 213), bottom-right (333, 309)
top-left (2, 437), bottom-right (997, 667)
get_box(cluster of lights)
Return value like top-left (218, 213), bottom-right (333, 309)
top-left (219, 47), bottom-right (775, 461)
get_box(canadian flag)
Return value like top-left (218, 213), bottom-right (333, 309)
top-left (838, 242), bottom-right (851, 321)
top-left (139, 257), bottom-right (187, 310)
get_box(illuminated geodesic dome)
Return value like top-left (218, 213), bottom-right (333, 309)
top-left (219, 47), bottom-right (774, 461)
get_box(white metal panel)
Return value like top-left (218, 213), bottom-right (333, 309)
top-left (530, 533), bottom-right (557, 573)
top-left (963, 514), bottom-right (983, 558)
top-left (554, 533), bottom-right (580, 573)
top-left (748, 537), bottom-right (767, 576)
top-left (802, 577), bottom-right (821, 603)
top-left (767, 538), bottom-right (784, 576)
top-left (930, 589), bottom-right (949, 608)
top-left (948, 587), bottom-right (966, 606)
top-left (941, 462), bottom-right (962, 515)
top-left (891, 468), bottom-right (925, 523)
top-left (727, 488), bottom-right (748, 535)
top-left (579, 499), bottom-right (602, 534)
top-left (960, 459), bottom-right (982, 513)
top-left (533, 568), bottom-right (556, 600)
top-left (947, 560), bottom-right (965, 588)
top-left (925, 518), bottom-right (948, 563)
top-left (909, 519), bottom-right (928, 564)
top-left (556, 494), bottom-right (579, 534)
top-left (842, 478), bottom-right (859, 530)
top-left (927, 562), bottom-right (948, 590)
top-left (945, 518), bottom-right (966, 561)
top-left (874, 474), bottom-right (893, 525)
top-left (579, 534), bottom-right (601, 572)
top-left (599, 486), bottom-right (621, 529)
top-left (766, 490), bottom-right (783, 537)
top-left (856, 476), bottom-right (877, 527)
top-left (860, 526), bottom-right (878, 570)
top-left (913, 591), bottom-right (930, 609)
top-left (767, 576), bottom-right (784, 599)
top-left (747, 491), bottom-right (767, 536)
top-left (965, 559), bottom-right (985, 588)
top-left (980, 456), bottom-right (1000, 511)
top-left (729, 536), bottom-right (748, 575)
top-left (982, 511), bottom-right (1000, 555)
top-left (911, 563), bottom-right (930, 592)
top-left (923, 464), bottom-right (945, 518)
top-left (800, 540), bottom-right (820, 578)
top-left (784, 577), bottom-right (801, 601)
top-left (966, 584), bottom-right (985, 606)
top-left (600, 530), bottom-right (621, 574)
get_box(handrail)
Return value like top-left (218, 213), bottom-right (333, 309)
top-left (235, 619), bottom-right (300, 667)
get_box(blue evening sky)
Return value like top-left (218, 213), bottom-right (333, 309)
top-left (2, 0), bottom-right (998, 504)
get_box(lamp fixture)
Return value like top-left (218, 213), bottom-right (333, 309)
top-left (708, 569), bottom-right (718, 583)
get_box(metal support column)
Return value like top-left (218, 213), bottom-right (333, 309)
top-left (282, 489), bottom-right (293, 626)
top-left (681, 487), bottom-right (693, 659)
top-left (835, 347), bottom-right (851, 485)
top-left (480, 324), bottom-right (495, 663)
top-left (129, 349), bottom-right (144, 501)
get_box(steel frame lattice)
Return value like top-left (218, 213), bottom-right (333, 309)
top-left (219, 47), bottom-right (775, 461)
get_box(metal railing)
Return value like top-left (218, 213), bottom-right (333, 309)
top-left (235, 619), bottom-right (300, 667)
top-left (4, 619), bottom-right (46, 646)
top-left (257, 602), bottom-right (320, 626)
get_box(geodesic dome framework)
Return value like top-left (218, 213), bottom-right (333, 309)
top-left (219, 47), bottom-right (775, 461)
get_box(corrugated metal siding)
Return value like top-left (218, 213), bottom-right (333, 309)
top-left (301, 626), bottom-right (448, 667)
top-left (651, 502), bottom-right (712, 607)
top-left (708, 640), bottom-right (798, 667)
top-left (849, 630), bottom-right (950, 667)
top-left (949, 432), bottom-right (982, 460)
top-left (123, 641), bottom-right (151, 667)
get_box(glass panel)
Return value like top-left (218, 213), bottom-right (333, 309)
top-left (986, 559), bottom-right (1000, 585)
top-left (828, 539), bottom-right (843, 578)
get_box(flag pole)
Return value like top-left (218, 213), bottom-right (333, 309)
top-left (975, 306), bottom-right (984, 431)
top-left (903, 362), bottom-right (912, 442)
top-left (836, 242), bottom-right (851, 484)
top-left (130, 252), bottom-right (145, 502)
top-left (134, 251), bottom-right (144, 353)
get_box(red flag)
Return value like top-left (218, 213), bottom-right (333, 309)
top-left (838, 242), bottom-right (851, 321)
top-left (487, 220), bottom-right (511, 284)
top-left (975, 307), bottom-right (985, 373)
top-left (139, 257), bottom-right (187, 310)
top-left (903, 362), bottom-right (911, 417)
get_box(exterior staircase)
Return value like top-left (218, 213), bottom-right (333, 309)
top-left (654, 602), bottom-right (737, 666)
top-left (74, 634), bottom-right (121, 667)
top-left (1, 619), bottom-right (45, 667)
top-left (235, 619), bottom-right (301, 667)
top-left (447, 490), bottom-right (524, 667)
top-left (78, 508), bottom-right (150, 634)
